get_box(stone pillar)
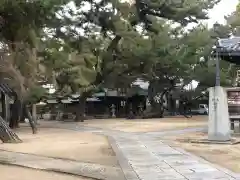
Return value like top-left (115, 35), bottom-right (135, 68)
top-left (208, 86), bottom-right (231, 141)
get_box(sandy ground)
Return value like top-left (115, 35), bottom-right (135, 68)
top-left (0, 165), bottom-right (93, 180)
top-left (0, 128), bottom-right (119, 167)
top-left (0, 116), bottom-right (207, 179)
top-left (80, 116), bottom-right (207, 132)
top-left (161, 132), bottom-right (240, 173)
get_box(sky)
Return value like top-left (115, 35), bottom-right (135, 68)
top-left (66, 0), bottom-right (239, 29)
top-left (207, 0), bottom-right (239, 26)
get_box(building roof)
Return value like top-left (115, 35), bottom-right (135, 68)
top-left (217, 37), bottom-right (240, 50)
top-left (212, 37), bottom-right (240, 64)
top-left (126, 85), bottom-right (148, 97)
top-left (46, 97), bottom-right (101, 104)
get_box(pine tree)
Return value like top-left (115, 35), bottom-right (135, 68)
top-left (0, 0), bottom-right (70, 142)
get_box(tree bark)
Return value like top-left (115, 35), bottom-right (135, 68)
top-left (1, 92), bottom-right (6, 120)
top-left (19, 107), bottom-right (25, 123)
top-left (1, 92), bottom-right (10, 122)
top-left (9, 99), bottom-right (21, 129)
top-left (144, 80), bottom-right (176, 118)
top-left (0, 116), bottom-right (22, 143)
top-left (23, 103), bottom-right (37, 134)
top-left (75, 94), bottom-right (87, 122)
top-left (32, 104), bottom-right (37, 124)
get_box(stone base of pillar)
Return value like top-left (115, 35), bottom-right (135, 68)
top-left (208, 86), bottom-right (231, 141)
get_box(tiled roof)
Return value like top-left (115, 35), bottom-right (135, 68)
top-left (212, 37), bottom-right (240, 64)
top-left (217, 37), bottom-right (240, 49)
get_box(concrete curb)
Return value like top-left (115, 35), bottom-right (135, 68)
top-left (0, 150), bottom-right (124, 180)
top-left (107, 135), bottom-right (140, 180)
top-left (0, 161), bottom-right (103, 180)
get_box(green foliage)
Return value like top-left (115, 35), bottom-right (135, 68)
top-left (26, 86), bottom-right (47, 104)
top-left (0, 0), bottom-right (233, 103)
top-left (0, 0), bottom-right (71, 100)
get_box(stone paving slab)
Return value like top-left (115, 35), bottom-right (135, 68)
top-left (42, 123), bottom-right (240, 180)
top-left (109, 133), bottom-right (240, 180)
top-left (108, 136), bottom-right (140, 180)
top-left (0, 150), bottom-right (125, 180)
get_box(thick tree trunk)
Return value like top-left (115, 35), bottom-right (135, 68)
top-left (145, 79), bottom-right (176, 118)
top-left (1, 92), bottom-right (10, 122)
top-left (20, 109), bottom-right (25, 123)
top-left (158, 103), bottom-right (165, 118)
top-left (23, 103), bottom-right (37, 134)
top-left (75, 94), bottom-right (87, 122)
top-left (143, 81), bottom-right (161, 118)
top-left (32, 104), bottom-right (37, 124)
top-left (9, 99), bottom-right (21, 129)
top-left (1, 92), bottom-right (6, 120)
top-left (0, 116), bottom-right (22, 143)
top-left (144, 82), bottom-right (169, 118)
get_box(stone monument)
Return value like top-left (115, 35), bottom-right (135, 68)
top-left (208, 86), bottom-right (231, 141)
top-left (208, 37), bottom-right (240, 141)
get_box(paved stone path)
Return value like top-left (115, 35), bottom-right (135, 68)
top-left (111, 134), bottom-right (240, 180)
top-left (55, 124), bottom-right (240, 180)
top-left (38, 123), bottom-right (240, 180)
top-left (102, 129), bottom-right (240, 180)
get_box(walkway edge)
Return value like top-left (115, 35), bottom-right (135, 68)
top-left (107, 136), bottom-right (140, 180)
top-left (174, 147), bottom-right (240, 179)
top-left (0, 150), bottom-right (124, 180)
top-left (0, 161), bottom-right (103, 180)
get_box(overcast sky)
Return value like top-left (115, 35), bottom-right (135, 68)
top-left (207, 0), bottom-right (239, 26)
top-left (67, 0), bottom-right (239, 27)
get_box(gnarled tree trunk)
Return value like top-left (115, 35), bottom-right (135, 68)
top-left (143, 81), bottom-right (165, 118)
top-left (32, 104), bottom-right (37, 124)
top-left (144, 80), bottom-right (175, 118)
top-left (9, 98), bottom-right (21, 129)
top-left (1, 92), bottom-right (10, 122)
top-left (75, 94), bottom-right (87, 122)
top-left (0, 116), bottom-right (22, 143)
top-left (23, 103), bottom-right (37, 134)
